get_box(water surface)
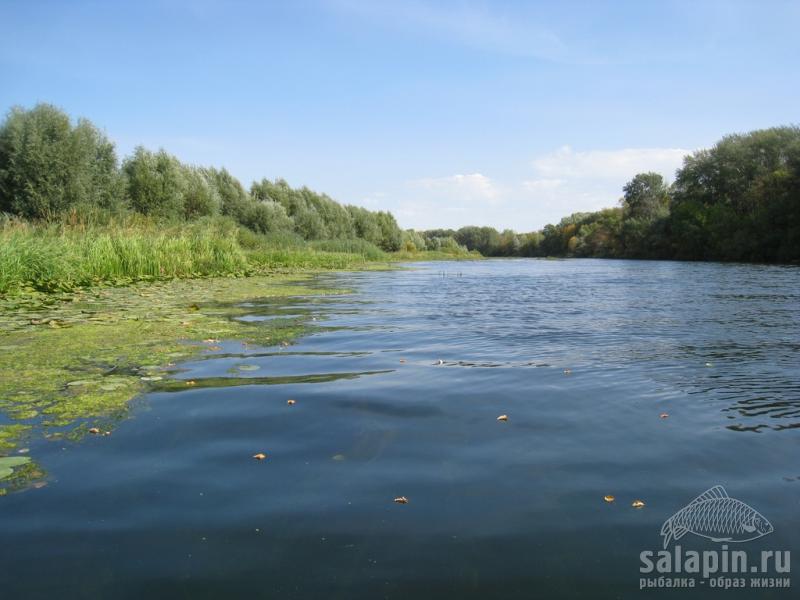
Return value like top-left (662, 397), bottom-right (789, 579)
top-left (2, 259), bottom-right (799, 598)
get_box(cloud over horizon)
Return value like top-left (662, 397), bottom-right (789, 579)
top-left (391, 146), bottom-right (692, 232)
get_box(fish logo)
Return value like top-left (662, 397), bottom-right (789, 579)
top-left (660, 485), bottom-right (773, 549)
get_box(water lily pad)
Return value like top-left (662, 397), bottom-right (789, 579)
top-left (0, 456), bottom-right (31, 480)
top-left (100, 383), bottom-right (127, 391)
top-left (0, 456), bottom-right (31, 468)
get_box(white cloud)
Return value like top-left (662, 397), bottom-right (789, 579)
top-left (518, 145), bottom-right (693, 227)
top-left (410, 173), bottom-right (500, 202)
top-left (532, 146), bottom-right (689, 180)
top-left (522, 178), bottom-right (565, 192)
top-left (376, 147), bottom-right (695, 231)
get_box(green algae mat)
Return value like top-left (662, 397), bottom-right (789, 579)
top-left (0, 273), bottom-right (347, 494)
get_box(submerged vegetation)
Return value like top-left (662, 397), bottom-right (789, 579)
top-left (0, 273), bottom-right (351, 493)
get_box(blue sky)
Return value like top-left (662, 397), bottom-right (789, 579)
top-left (1, 0), bottom-right (798, 230)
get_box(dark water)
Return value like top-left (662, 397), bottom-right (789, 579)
top-left (2, 259), bottom-right (799, 599)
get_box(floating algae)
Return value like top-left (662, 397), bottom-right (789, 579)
top-left (0, 273), bottom-right (349, 493)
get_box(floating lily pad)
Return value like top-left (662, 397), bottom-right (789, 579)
top-left (0, 456), bottom-right (31, 468)
top-left (0, 456), bottom-right (31, 480)
top-left (100, 383), bottom-right (127, 391)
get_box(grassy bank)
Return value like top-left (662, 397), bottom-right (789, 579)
top-left (0, 216), bottom-right (477, 295)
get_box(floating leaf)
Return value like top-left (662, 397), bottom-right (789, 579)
top-left (100, 383), bottom-right (126, 391)
top-left (0, 456), bottom-right (31, 481)
top-left (287, 399), bottom-right (296, 406)
top-left (497, 414), bottom-right (508, 422)
top-left (604, 495), bottom-right (615, 503)
top-left (394, 496), bottom-right (409, 504)
top-left (0, 456), bottom-right (31, 468)
top-left (631, 499), bottom-right (646, 509)
top-left (253, 453), bottom-right (267, 460)
top-left (659, 413), bottom-right (669, 419)
top-left (66, 380), bottom-right (93, 387)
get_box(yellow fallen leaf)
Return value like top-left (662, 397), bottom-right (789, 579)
top-left (497, 414), bottom-right (508, 422)
top-left (604, 495), bottom-right (615, 503)
top-left (287, 399), bottom-right (296, 406)
top-left (253, 453), bottom-right (267, 460)
top-left (394, 496), bottom-right (409, 504)
top-left (632, 499), bottom-right (646, 508)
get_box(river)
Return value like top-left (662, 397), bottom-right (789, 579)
top-left (2, 259), bottom-right (798, 598)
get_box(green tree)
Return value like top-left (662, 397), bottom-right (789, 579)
top-left (0, 104), bottom-right (123, 218)
top-left (122, 147), bottom-right (187, 219)
top-left (182, 167), bottom-right (220, 219)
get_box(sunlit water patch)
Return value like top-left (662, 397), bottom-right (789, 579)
top-left (1, 259), bottom-right (798, 598)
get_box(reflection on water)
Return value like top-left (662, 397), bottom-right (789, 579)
top-left (1, 259), bottom-right (798, 599)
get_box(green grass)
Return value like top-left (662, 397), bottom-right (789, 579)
top-left (0, 217), bottom-right (395, 294)
top-left (309, 238), bottom-right (387, 260)
top-left (391, 249), bottom-right (482, 261)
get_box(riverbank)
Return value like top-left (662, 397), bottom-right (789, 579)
top-left (0, 216), bottom-right (478, 293)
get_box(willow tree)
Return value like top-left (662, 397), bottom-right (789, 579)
top-left (0, 103), bottom-right (123, 218)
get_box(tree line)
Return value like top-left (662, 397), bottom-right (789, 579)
top-left (1, 104), bottom-right (796, 263)
top-left (422, 127), bottom-right (799, 263)
top-left (0, 104), bottom-right (406, 251)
